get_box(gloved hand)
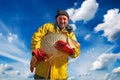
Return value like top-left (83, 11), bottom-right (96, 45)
top-left (32, 49), bottom-right (49, 61)
top-left (55, 40), bottom-right (75, 55)
top-left (30, 49), bottom-right (49, 72)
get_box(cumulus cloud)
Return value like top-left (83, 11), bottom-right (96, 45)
top-left (0, 64), bottom-right (13, 71)
top-left (105, 67), bottom-right (120, 80)
top-left (94, 8), bottom-right (120, 42)
top-left (91, 53), bottom-right (120, 80)
top-left (67, 0), bottom-right (99, 23)
top-left (91, 53), bottom-right (120, 70)
top-left (112, 67), bottom-right (120, 73)
top-left (0, 63), bottom-right (34, 79)
top-left (111, 67), bottom-right (120, 79)
top-left (0, 64), bottom-right (20, 76)
top-left (7, 33), bottom-right (17, 43)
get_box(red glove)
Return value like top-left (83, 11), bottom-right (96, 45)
top-left (55, 40), bottom-right (75, 55)
top-left (30, 49), bottom-right (49, 73)
top-left (32, 48), bottom-right (49, 61)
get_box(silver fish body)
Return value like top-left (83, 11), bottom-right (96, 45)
top-left (40, 32), bottom-right (80, 57)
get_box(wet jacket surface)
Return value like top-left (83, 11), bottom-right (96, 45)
top-left (31, 23), bottom-right (80, 79)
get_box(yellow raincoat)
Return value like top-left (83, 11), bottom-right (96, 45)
top-left (31, 23), bottom-right (80, 79)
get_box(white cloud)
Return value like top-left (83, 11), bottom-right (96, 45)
top-left (91, 53), bottom-right (120, 70)
top-left (7, 33), bottom-right (18, 43)
top-left (0, 50), bottom-right (29, 64)
top-left (0, 64), bottom-right (13, 71)
top-left (104, 73), bottom-right (111, 80)
top-left (0, 21), bottom-right (32, 79)
top-left (0, 64), bottom-right (20, 76)
top-left (77, 73), bottom-right (91, 76)
top-left (89, 52), bottom-right (120, 80)
top-left (112, 67), bottom-right (120, 73)
top-left (68, 42), bottom-right (117, 80)
top-left (84, 34), bottom-right (91, 40)
top-left (105, 67), bottom-right (120, 80)
top-left (0, 21), bottom-right (30, 64)
top-left (0, 32), bottom-right (29, 64)
top-left (67, 0), bottom-right (99, 23)
top-left (0, 63), bottom-right (34, 79)
top-left (111, 67), bottom-right (120, 80)
top-left (94, 8), bottom-right (120, 42)
top-left (68, 76), bottom-right (76, 80)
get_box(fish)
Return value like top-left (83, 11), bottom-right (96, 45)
top-left (40, 32), bottom-right (80, 58)
top-left (30, 32), bottom-right (80, 71)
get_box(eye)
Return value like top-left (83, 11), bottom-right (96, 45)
top-left (64, 18), bottom-right (67, 20)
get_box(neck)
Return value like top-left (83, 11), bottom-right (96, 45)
top-left (60, 27), bottom-right (66, 31)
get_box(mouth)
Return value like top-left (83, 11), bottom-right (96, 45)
top-left (59, 23), bottom-right (67, 27)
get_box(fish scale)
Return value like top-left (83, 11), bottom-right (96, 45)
top-left (40, 32), bottom-right (80, 58)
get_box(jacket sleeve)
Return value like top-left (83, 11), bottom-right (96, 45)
top-left (69, 32), bottom-right (80, 58)
top-left (31, 24), bottom-right (49, 51)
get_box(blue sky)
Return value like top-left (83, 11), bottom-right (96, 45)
top-left (0, 0), bottom-right (120, 80)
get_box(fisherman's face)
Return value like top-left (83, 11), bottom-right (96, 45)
top-left (56, 15), bottom-right (69, 30)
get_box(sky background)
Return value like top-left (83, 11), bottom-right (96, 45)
top-left (0, 0), bottom-right (120, 80)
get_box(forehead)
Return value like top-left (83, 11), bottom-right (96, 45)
top-left (57, 15), bottom-right (69, 19)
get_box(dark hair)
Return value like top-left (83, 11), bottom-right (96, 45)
top-left (55, 10), bottom-right (69, 19)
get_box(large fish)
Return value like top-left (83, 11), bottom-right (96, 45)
top-left (40, 32), bottom-right (80, 58)
top-left (30, 32), bottom-right (80, 72)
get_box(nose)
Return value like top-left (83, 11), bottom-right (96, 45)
top-left (61, 18), bottom-right (65, 23)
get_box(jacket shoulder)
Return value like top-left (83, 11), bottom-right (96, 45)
top-left (37, 22), bottom-right (55, 31)
top-left (43, 22), bottom-right (54, 27)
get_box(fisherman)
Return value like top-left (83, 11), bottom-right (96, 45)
top-left (30, 9), bottom-right (80, 79)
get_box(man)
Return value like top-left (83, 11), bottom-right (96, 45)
top-left (30, 10), bottom-right (80, 79)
